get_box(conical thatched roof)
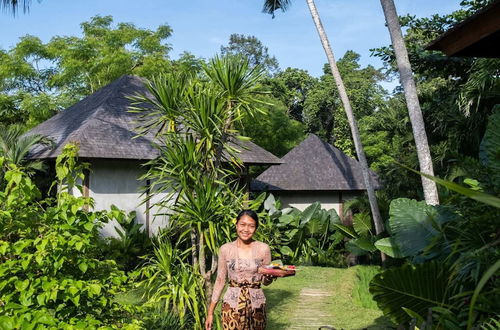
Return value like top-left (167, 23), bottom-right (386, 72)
top-left (251, 134), bottom-right (382, 191)
top-left (27, 75), bottom-right (282, 165)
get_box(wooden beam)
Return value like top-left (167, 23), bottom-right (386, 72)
top-left (83, 169), bottom-right (90, 211)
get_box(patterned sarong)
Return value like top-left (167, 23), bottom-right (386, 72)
top-left (221, 280), bottom-right (266, 330)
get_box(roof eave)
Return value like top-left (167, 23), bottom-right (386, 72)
top-left (426, 0), bottom-right (500, 57)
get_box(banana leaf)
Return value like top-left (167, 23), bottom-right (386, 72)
top-left (333, 223), bottom-right (357, 239)
top-left (300, 202), bottom-right (321, 226)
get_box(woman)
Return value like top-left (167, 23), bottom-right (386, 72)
top-left (205, 210), bottom-right (274, 330)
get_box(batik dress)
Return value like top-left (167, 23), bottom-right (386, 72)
top-left (211, 240), bottom-right (272, 330)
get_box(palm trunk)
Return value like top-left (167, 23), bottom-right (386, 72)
top-left (379, 0), bottom-right (439, 205)
top-left (305, 0), bottom-right (385, 236)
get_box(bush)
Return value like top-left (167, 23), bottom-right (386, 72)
top-left (0, 146), bottom-right (140, 328)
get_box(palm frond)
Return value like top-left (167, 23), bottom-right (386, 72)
top-left (1, 0), bottom-right (32, 14)
top-left (262, 0), bottom-right (292, 16)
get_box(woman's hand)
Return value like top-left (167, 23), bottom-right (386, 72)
top-left (262, 274), bottom-right (276, 286)
top-left (205, 313), bottom-right (213, 330)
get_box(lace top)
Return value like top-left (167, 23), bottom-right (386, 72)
top-left (211, 240), bottom-right (271, 309)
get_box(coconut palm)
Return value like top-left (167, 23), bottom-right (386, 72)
top-left (1, 0), bottom-right (32, 14)
top-left (262, 0), bottom-right (385, 236)
top-left (379, 0), bottom-right (440, 205)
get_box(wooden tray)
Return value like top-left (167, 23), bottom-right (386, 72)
top-left (258, 267), bottom-right (296, 277)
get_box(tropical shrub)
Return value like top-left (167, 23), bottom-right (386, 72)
top-left (99, 205), bottom-right (152, 272)
top-left (134, 236), bottom-right (206, 327)
top-left (256, 194), bottom-right (347, 267)
top-left (0, 146), bottom-right (140, 328)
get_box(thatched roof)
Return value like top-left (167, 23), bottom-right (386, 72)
top-left (27, 75), bottom-right (282, 165)
top-left (251, 134), bottom-right (382, 191)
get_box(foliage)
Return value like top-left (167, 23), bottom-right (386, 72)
top-left (131, 55), bottom-right (268, 328)
top-left (99, 205), bottom-right (152, 272)
top-left (0, 15), bottom-right (173, 130)
top-left (479, 106), bottom-right (500, 190)
top-left (221, 34), bottom-right (279, 75)
top-left (370, 261), bottom-right (453, 325)
top-left (0, 124), bottom-right (52, 185)
top-left (267, 67), bottom-right (316, 122)
top-left (257, 194), bottom-right (347, 267)
top-left (134, 237), bottom-right (205, 327)
top-left (352, 266), bottom-right (380, 310)
top-left (370, 0), bottom-right (500, 200)
top-left (0, 145), bottom-right (139, 327)
top-left (238, 95), bottom-right (305, 158)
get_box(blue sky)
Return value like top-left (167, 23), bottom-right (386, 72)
top-left (1, 0), bottom-right (461, 80)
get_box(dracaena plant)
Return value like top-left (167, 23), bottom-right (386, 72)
top-left (130, 55), bottom-right (267, 328)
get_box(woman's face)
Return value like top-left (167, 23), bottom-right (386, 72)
top-left (236, 215), bottom-right (257, 242)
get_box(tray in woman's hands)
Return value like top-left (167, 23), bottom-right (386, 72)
top-left (258, 264), bottom-right (296, 277)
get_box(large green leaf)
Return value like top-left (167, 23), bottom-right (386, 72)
top-left (370, 261), bottom-right (452, 325)
top-left (349, 237), bottom-right (376, 253)
top-left (333, 223), bottom-right (357, 239)
top-left (353, 211), bottom-right (372, 236)
top-left (327, 208), bottom-right (341, 230)
top-left (278, 214), bottom-right (295, 226)
top-left (305, 217), bottom-right (325, 235)
top-left (374, 237), bottom-right (404, 258)
top-left (388, 198), bottom-right (442, 257)
top-left (264, 193), bottom-right (277, 214)
top-left (479, 107), bottom-right (500, 189)
top-left (346, 240), bottom-right (368, 256)
top-left (300, 202), bottom-right (321, 226)
top-left (280, 245), bottom-right (293, 256)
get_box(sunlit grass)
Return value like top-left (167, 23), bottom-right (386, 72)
top-left (264, 266), bottom-right (394, 329)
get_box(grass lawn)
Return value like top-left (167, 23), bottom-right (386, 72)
top-left (263, 266), bottom-right (394, 330)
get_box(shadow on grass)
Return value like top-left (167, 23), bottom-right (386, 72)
top-left (265, 288), bottom-right (295, 330)
top-left (361, 315), bottom-right (396, 330)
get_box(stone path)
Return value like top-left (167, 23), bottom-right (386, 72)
top-left (287, 288), bottom-right (336, 329)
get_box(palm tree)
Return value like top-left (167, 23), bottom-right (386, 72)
top-left (0, 124), bottom-right (51, 174)
top-left (379, 0), bottom-right (439, 205)
top-left (263, 0), bottom-right (385, 236)
top-left (1, 0), bottom-right (32, 14)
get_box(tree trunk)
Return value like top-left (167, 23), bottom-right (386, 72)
top-left (379, 0), bottom-right (440, 205)
top-left (191, 228), bottom-right (199, 269)
top-left (305, 0), bottom-right (385, 237)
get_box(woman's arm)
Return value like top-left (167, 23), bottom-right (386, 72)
top-left (206, 245), bottom-right (227, 329)
top-left (262, 244), bottom-right (275, 286)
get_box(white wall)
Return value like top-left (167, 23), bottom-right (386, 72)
top-left (81, 159), bottom-right (169, 237)
top-left (274, 190), bottom-right (362, 216)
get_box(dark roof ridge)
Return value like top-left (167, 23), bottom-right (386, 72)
top-left (251, 133), bottom-right (382, 191)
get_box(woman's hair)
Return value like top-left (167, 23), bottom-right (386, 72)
top-left (236, 209), bottom-right (259, 229)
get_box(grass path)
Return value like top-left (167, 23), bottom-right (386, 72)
top-left (263, 266), bottom-right (393, 330)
